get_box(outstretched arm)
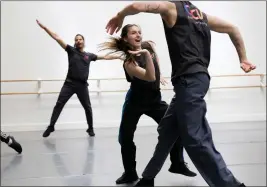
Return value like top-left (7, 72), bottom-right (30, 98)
top-left (206, 14), bottom-right (256, 72)
top-left (96, 54), bottom-right (124, 61)
top-left (106, 1), bottom-right (175, 34)
top-left (118, 1), bottom-right (169, 17)
top-left (36, 19), bottom-right (67, 49)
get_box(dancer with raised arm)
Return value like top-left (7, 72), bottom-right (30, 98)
top-left (105, 1), bottom-right (256, 186)
top-left (37, 20), bottom-right (119, 137)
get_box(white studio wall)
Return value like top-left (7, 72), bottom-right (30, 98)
top-left (1, 1), bottom-right (266, 132)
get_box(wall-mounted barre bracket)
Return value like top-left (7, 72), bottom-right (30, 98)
top-left (97, 80), bottom-right (101, 97)
top-left (37, 78), bottom-right (42, 96)
top-left (260, 74), bottom-right (265, 87)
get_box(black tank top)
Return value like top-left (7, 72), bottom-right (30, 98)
top-left (123, 42), bottom-right (161, 104)
top-left (162, 1), bottom-right (211, 84)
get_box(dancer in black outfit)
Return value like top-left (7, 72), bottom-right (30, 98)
top-left (106, 1), bottom-right (256, 187)
top-left (99, 24), bottom-right (196, 185)
top-left (1, 131), bottom-right (22, 154)
top-left (36, 20), bottom-right (119, 137)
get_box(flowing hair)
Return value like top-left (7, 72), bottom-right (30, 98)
top-left (98, 24), bottom-right (156, 62)
top-left (98, 24), bottom-right (142, 62)
top-left (98, 36), bottom-right (131, 61)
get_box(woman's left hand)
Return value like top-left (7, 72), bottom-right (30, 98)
top-left (160, 75), bottom-right (168, 86)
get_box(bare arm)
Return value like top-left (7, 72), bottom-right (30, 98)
top-left (206, 14), bottom-right (248, 63)
top-left (96, 54), bottom-right (124, 61)
top-left (36, 20), bottom-right (67, 50)
top-left (125, 49), bottom-right (156, 82)
top-left (106, 1), bottom-right (176, 34)
top-left (118, 1), bottom-right (170, 17)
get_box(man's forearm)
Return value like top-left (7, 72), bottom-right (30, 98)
top-left (118, 2), bottom-right (163, 18)
top-left (229, 27), bottom-right (248, 63)
top-left (117, 4), bottom-right (141, 18)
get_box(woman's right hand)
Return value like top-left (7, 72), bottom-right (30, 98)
top-left (128, 49), bottom-right (149, 56)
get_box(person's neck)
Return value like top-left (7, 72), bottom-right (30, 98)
top-left (77, 47), bottom-right (84, 53)
top-left (133, 46), bottom-right (142, 51)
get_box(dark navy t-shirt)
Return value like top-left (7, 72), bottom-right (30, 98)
top-left (65, 44), bottom-right (97, 84)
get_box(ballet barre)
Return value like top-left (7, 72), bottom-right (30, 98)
top-left (1, 74), bottom-right (266, 96)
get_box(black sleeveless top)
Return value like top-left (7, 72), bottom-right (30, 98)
top-left (123, 42), bottom-right (161, 104)
top-left (162, 1), bottom-right (211, 84)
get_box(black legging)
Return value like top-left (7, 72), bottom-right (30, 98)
top-left (118, 89), bottom-right (184, 173)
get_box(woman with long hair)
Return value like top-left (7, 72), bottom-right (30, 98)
top-left (99, 24), bottom-right (196, 184)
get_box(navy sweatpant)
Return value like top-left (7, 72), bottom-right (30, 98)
top-left (142, 73), bottom-right (241, 187)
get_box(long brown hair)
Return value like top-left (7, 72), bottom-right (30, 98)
top-left (99, 24), bottom-right (149, 62)
top-left (141, 40), bottom-right (156, 56)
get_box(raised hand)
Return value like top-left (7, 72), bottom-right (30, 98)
top-left (105, 14), bottom-right (124, 35)
top-left (35, 19), bottom-right (66, 49)
top-left (36, 19), bottom-right (45, 29)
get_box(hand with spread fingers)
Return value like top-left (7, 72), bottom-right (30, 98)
top-left (160, 75), bottom-right (168, 86)
top-left (105, 14), bottom-right (124, 35)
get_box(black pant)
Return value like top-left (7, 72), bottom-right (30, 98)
top-left (49, 81), bottom-right (93, 129)
top-left (142, 73), bottom-right (241, 186)
top-left (118, 89), bottom-right (184, 173)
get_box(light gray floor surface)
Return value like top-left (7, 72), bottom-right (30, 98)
top-left (1, 121), bottom-right (266, 186)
